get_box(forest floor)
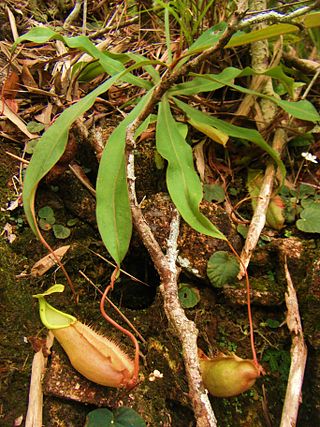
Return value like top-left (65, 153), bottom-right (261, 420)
top-left (0, 2), bottom-right (320, 427)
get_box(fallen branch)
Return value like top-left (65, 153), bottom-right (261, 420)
top-left (280, 259), bottom-right (307, 427)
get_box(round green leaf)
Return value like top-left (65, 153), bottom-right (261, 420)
top-left (178, 283), bottom-right (200, 308)
top-left (52, 224), bottom-right (71, 239)
top-left (113, 407), bottom-right (146, 427)
top-left (266, 319), bottom-right (280, 328)
top-left (67, 218), bottom-right (79, 227)
top-left (204, 184), bottom-right (225, 203)
top-left (85, 408), bottom-right (113, 427)
top-left (85, 407), bottom-right (146, 427)
top-left (26, 121), bottom-right (45, 133)
top-left (38, 206), bottom-right (55, 220)
top-left (296, 203), bottom-right (320, 233)
top-left (207, 251), bottom-right (239, 287)
top-left (38, 218), bottom-right (52, 231)
top-left (25, 139), bottom-right (39, 154)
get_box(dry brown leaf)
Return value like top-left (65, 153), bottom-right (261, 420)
top-left (1, 102), bottom-right (38, 139)
top-left (31, 245), bottom-right (70, 277)
top-left (34, 103), bottom-right (53, 129)
top-left (21, 65), bottom-right (38, 90)
top-left (193, 141), bottom-right (206, 182)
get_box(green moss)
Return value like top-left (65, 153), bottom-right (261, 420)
top-left (0, 241), bottom-right (40, 425)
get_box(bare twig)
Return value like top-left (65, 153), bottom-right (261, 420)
top-left (238, 128), bottom-right (287, 278)
top-left (25, 333), bottom-right (54, 427)
top-left (280, 259), bottom-right (307, 427)
top-left (127, 142), bottom-right (217, 425)
top-left (239, 0), bottom-right (320, 28)
top-left (64, 0), bottom-right (83, 29)
top-left (160, 210), bottom-right (217, 427)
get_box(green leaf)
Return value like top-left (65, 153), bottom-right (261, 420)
top-left (237, 224), bottom-right (248, 239)
top-left (178, 283), bottom-right (200, 308)
top-left (126, 52), bottom-right (161, 84)
top-left (240, 66), bottom-right (295, 97)
top-left (189, 118), bottom-right (229, 145)
top-left (194, 74), bottom-right (320, 122)
top-left (168, 67), bottom-right (241, 96)
top-left (52, 224), bottom-right (71, 239)
top-left (173, 98), bottom-right (286, 178)
top-left (22, 74), bottom-right (119, 237)
top-left (304, 12), bottom-right (320, 28)
top-left (265, 319), bottom-right (281, 329)
top-left (204, 184), bottom-right (225, 203)
top-left (27, 121), bottom-right (45, 133)
top-left (39, 218), bottom-right (53, 231)
top-left (96, 90), bottom-right (155, 265)
top-left (170, 66), bottom-right (295, 97)
top-left (25, 139), bottom-right (39, 154)
top-left (67, 218), bottom-right (79, 227)
top-left (113, 407), bottom-right (146, 427)
top-left (13, 27), bottom-right (151, 89)
top-left (226, 24), bottom-right (299, 48)
top-left (38, 206), bottom-right (55, 220)
top-left (85, 408), bottom-right (113, 427)
top-left (156, 97), bottom-right (226, 240)
top-left (207, 251), bottom-right (240, 287)
top-left (85, 407), bottom-right (146, 427)
top-left (187, 22), bottom-right (228, 54)
top-left (296, 202), bottom-right (320, 233)
top-left (299, 183), bottom-right (315, 198)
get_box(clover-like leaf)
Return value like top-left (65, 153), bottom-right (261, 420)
top-left (207, 251), bottom-right (239, 287)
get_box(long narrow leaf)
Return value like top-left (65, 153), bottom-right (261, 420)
top-left (23, 74), bottom-right (120, 236)
top-left (96, 90), bottom-right (155, 265)
top-left (194, 74), bottom-right (320, 122)
top-left (187, 22), bottom-right (228, 54)
top-left (304, 12), bottom-right (320, 28)
top-left (13, 27), bottom-right (151, 89)
top-left (156, 98), bottom-right (226, 240)
top-left (169, 65), bottom-right (295, 97)
top-left (168, 67), bottom-right (242, 96)
top-left (173, 98), bottom-right (286, 178)
top-left (175, 22), bottom-right (228, 67)
top-left (226, 24), bottom-right (299, 48)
